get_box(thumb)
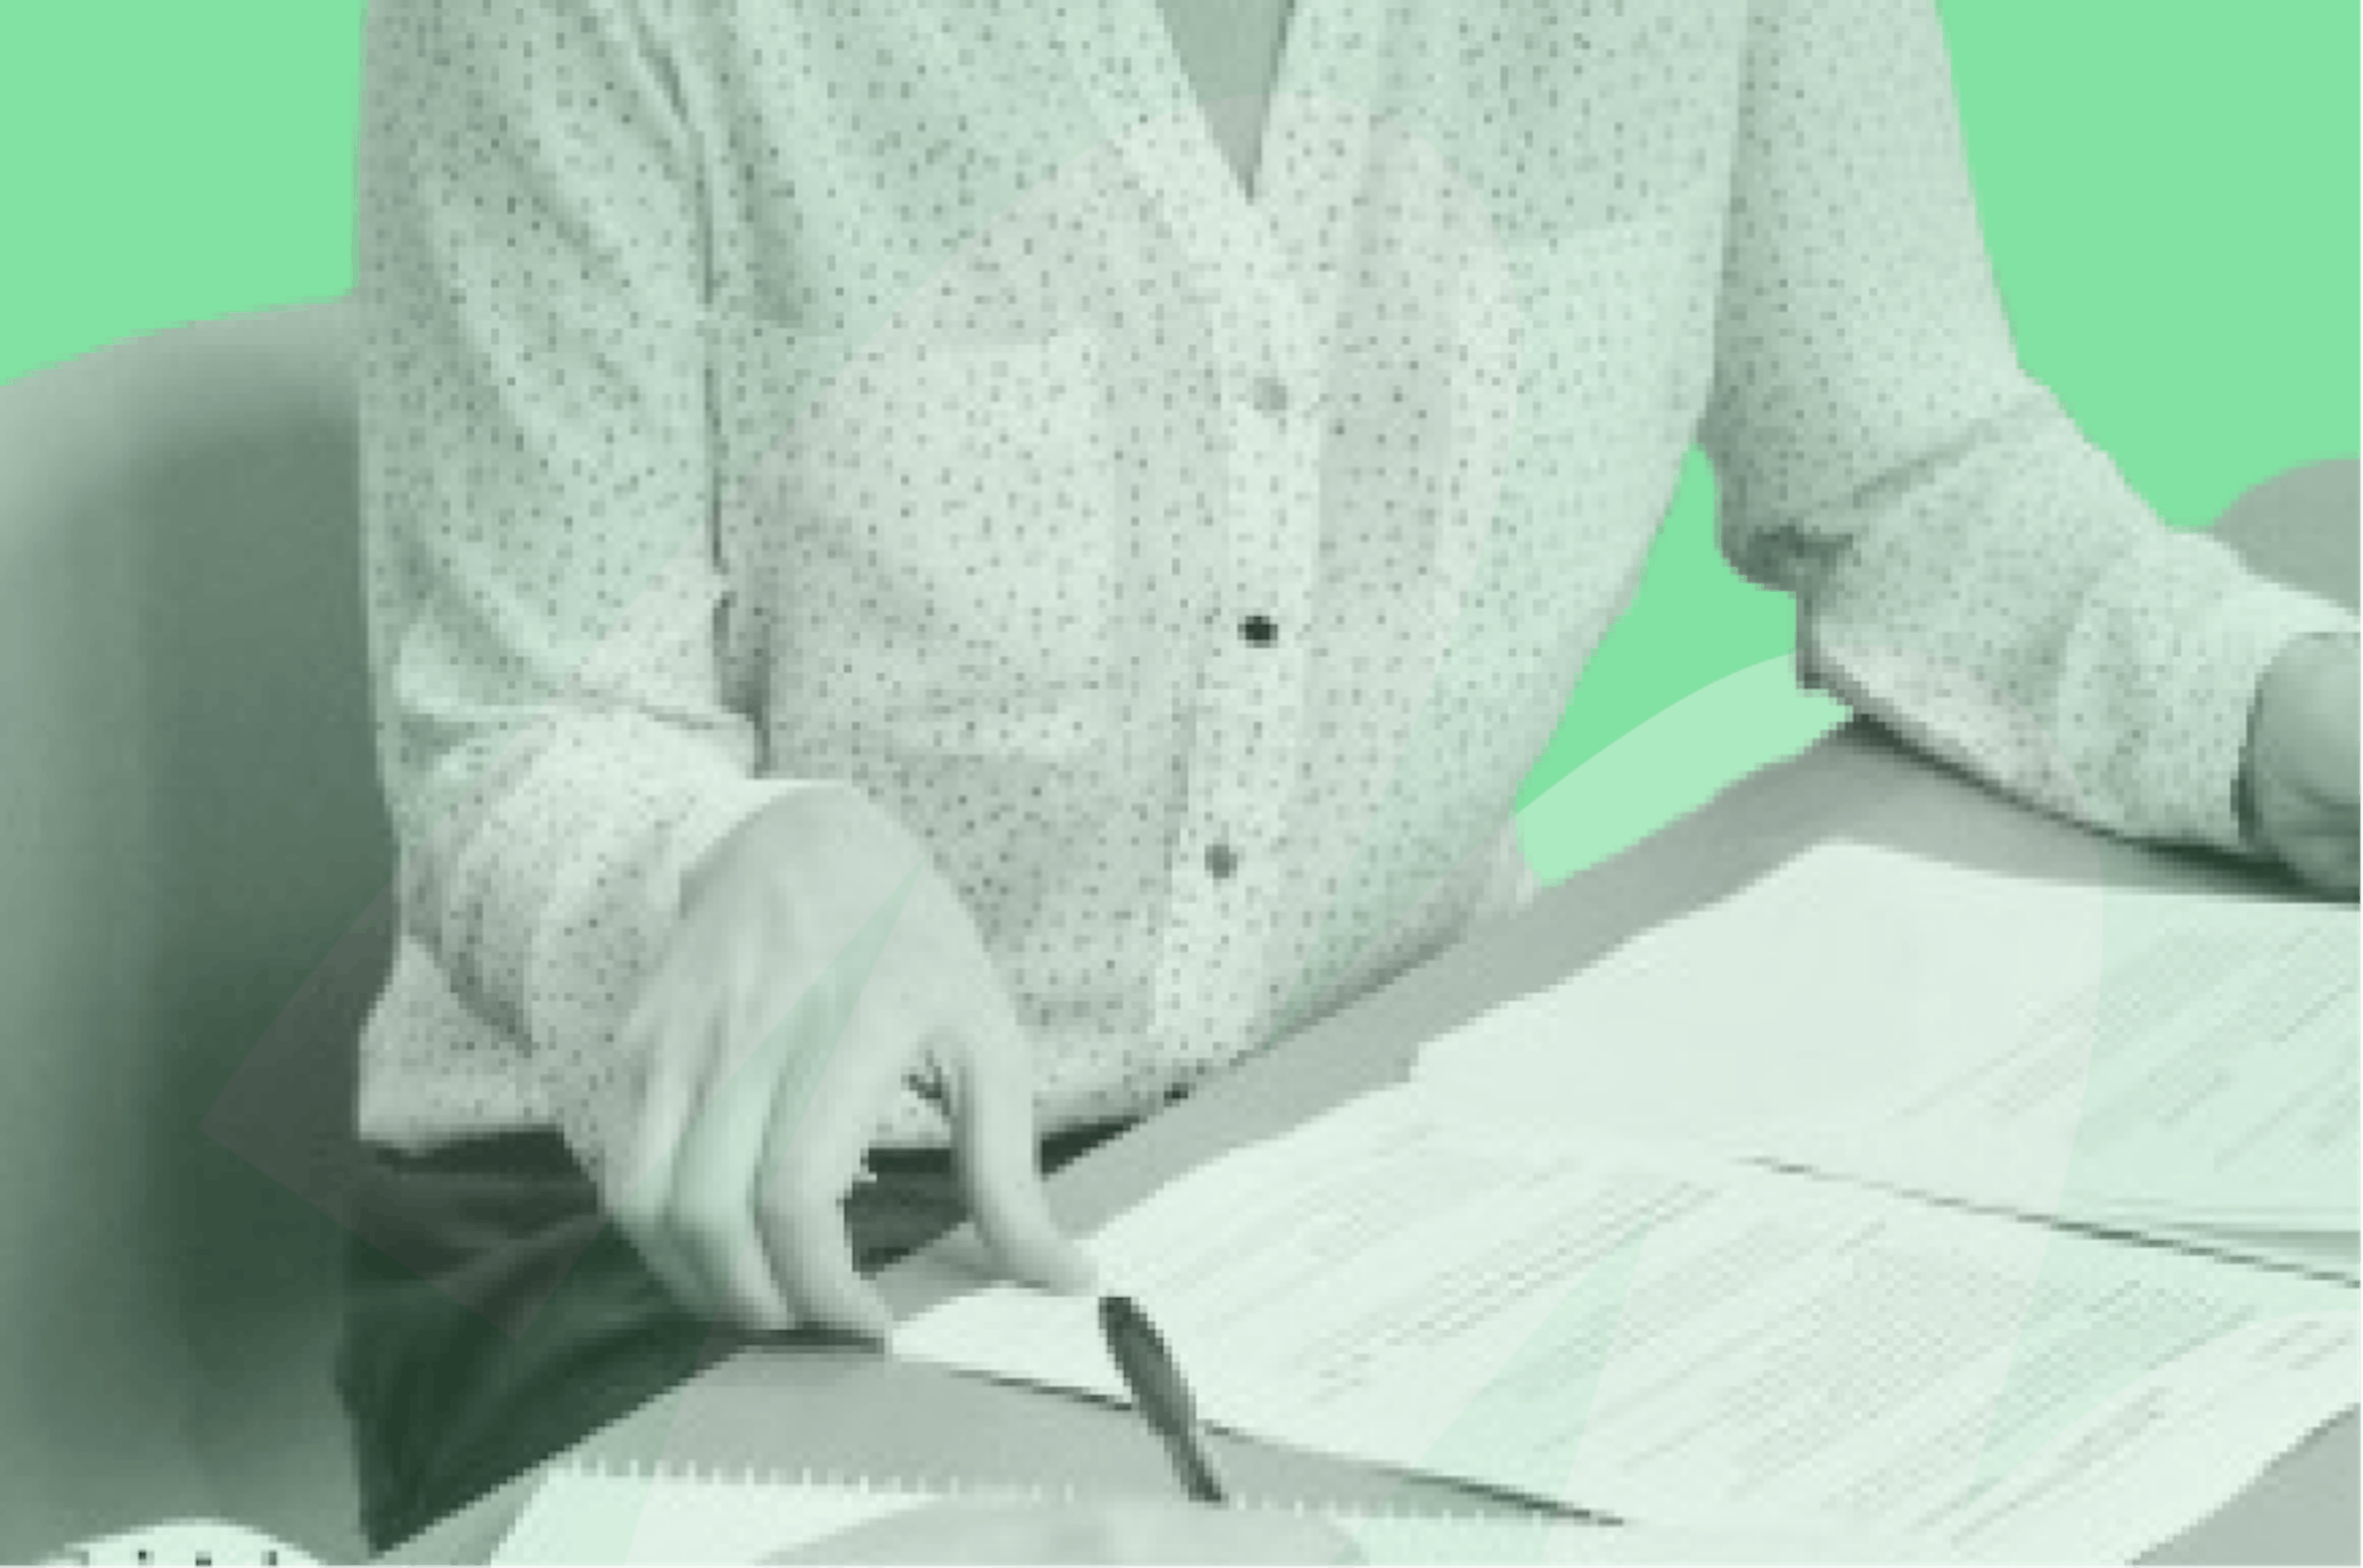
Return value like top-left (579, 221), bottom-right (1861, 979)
top-left (945, 1025), bottom-right (1098, 1296)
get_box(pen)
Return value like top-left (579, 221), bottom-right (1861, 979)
top-left (1098, 1294), bottom-right (1230, 1505)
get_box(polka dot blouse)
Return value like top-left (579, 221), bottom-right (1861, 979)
top-left (353, 0), bottom-right (2361, 1185)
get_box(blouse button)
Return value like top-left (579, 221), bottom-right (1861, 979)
top-left (1240, 613), bottom-right (1278, 646)
top-left (1205, 842), bottom-right (1240, 880)
top-left (1249, 375), bottom-right (1291, 417)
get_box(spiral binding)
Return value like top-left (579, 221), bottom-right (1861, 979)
top-left (551, 1451), bottom-right (1551, 1529)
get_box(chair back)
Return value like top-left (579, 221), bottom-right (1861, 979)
top-left (0, 298), bottom-right (383, 1562)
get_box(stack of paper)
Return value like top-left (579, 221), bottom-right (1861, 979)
top-left (899, 843), bottom-right (2358, 1562)
top-left (1415, 842), bottom-right (2358, 1273)
top-left (902, 1089), bottom-right (2351, 1562)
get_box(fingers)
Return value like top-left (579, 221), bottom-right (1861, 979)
top-left (607, 985), bottom-right (723, 1321)
top-left (623, 953), bottom-right (889, 1339)
top-left (737, 864), bottom-right (943, 1338)
top-left (751, 973), bottom-right (906, 1341)
top-left (948, 1010), bottom-right (1098, 1296)
top-left (667, 984), bottom-right (811, 1334)
top-left (614, 848), bottom-right (1088, 1343)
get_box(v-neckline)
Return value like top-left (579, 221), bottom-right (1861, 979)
top-left (1111, 0), bottom-right (1310, 216)
top-left (1059, 0), bottom-right (1389, 366)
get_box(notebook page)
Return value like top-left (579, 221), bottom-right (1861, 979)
top-left (1416, 841), bottom-right (2360, 1236)
top-left (491, 1457), bottom-right (1936, 1564)
top-left (899, 1085), bottom-right (2357, 1562)
top-left (493, 1463), bottom-right (923, 1566)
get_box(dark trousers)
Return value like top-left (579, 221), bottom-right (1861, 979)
top-left (334, 1123), bottom-right (1122, 1554)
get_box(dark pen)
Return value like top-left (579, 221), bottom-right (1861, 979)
top-left (1099, 1294), bottom-right (1230, 1505)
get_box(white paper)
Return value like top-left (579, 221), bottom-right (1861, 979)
top-left (1416, 842), bottom-right (2361, 1238)
top-left (491, 1456), bottom-right (1920, 1565)
top-left (900, 1086), bottom-right (2357, 1562)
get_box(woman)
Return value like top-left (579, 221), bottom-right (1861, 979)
top-left (337, 0), bottom-right (2360, 1555)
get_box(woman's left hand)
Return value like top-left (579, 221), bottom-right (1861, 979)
top-left (2242, 632), bottom-right (2361, 896)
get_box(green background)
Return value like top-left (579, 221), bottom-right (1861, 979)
top-left (0, 1), bottom-right (2354, 809)
top-left (0, 12), bottom-right (2350, 1555)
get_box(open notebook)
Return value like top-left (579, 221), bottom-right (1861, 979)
top-left (492, 1456), bottom-right (1937, 1564)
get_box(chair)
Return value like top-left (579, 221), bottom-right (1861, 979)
top-left (0, 299), bottom-right (380, 1562)
top-left (0, 294), bottom-right (2349, 1563)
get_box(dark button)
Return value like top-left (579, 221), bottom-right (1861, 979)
top-left (1204, 842), bottom-right (1240, 880)
top-left (1249, 375), bottom-right (1290, 417)
top-left (1240, 613), bottom-right (1278, 646)
top-left (1165, 1081), bottom-right (1193, 1105)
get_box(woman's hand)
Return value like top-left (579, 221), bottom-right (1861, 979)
top-left (604, 785), bottom-right (1096, 1338)
top-left (766, 1499), bottom-right (1362, 1565)
top-left (2241, 632), bottom-right (2360, 897)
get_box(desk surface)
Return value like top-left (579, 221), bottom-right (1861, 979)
top-left (385, 465), bottom-right (2361, 1565)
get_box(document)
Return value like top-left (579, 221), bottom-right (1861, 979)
top-left (900, 1086), bottom-right (2356, 1562)
top-left (1415, 843), bottom-right (2360, 1244)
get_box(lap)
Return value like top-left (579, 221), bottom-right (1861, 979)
top-left (336, 1123), bottom-right (1120, 1554)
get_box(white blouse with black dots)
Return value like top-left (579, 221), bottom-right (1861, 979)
top-left (353, 0), bottom-right (2361, 1186)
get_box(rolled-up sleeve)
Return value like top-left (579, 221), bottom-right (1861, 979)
top-left (1699, 0), bottom-right (2359, 854)
top-left (357, 0), bottom-right (810, 1177)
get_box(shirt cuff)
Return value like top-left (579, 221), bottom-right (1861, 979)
top-left (2163, 576), bottom-right (2361, 857)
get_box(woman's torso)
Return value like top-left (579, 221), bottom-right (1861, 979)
top-left (362, 0), bottom-right (1744, 1151)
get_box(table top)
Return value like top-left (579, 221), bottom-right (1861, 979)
top-left (385, 463), bottom-right (2360, 1565)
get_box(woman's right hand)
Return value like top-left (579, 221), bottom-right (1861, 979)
top-left (604, 785), bottom-right (1096, 1338)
